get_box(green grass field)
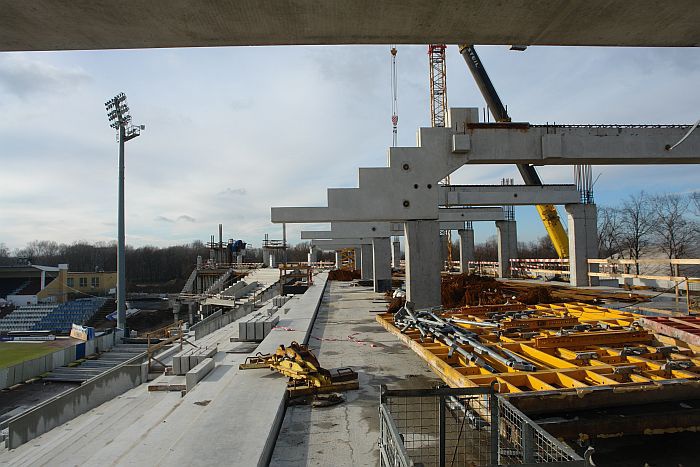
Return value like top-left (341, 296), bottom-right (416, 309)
top-left (0, 342), bottom-right (58, 369)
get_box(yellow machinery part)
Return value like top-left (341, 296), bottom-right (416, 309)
top-left (536, 204), bottom-right (569, 259)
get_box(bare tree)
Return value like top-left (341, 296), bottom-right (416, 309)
top-left (651, 194), bottom-right (697, 275)
top-left (597, 206), bottom-right (624, 259)
top-left (619, 192), bottom-right (655, 274)
top-left (691, 192), bottom-right (700, 217)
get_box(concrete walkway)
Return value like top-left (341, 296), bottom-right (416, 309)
top-left (270, 282), bottom-right (439, 466)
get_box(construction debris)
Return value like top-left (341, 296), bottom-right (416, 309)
top-left (328, 269), bottom-right (361, 281)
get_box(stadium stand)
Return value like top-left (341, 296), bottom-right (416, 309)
top-left (31, 298), bottom-right (108, 332)
top-left (0, 305), bottom-right (57, 332)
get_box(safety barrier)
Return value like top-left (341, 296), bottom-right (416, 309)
top-left (191, 302), bottom-right (255, 340)
top-left (509, 258), bottom-right (570, 279)
top-left (5, 346), bottom-right (144, 450)
top-left (379, 386), bottom-right (591, 466)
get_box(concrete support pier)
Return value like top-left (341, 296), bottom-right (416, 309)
top-left (360, 244), bottom-right (373, 280)
top-left (307, 246), bottom-right (318, 264)
top-left (496, 220), bottom-right (517, 279)
top-left (392, 239), bottom-right (401, 269)
top-left (458, 228), bottom-right (475, 274)
top-left (354, 247), bottom-right (361, 272)
top-left (335, 251), bottom-right (341, 269)
top-left (566, 203), bottom-right (599, 286)
top-left (404, 220), bottom-right (441, 309)
top-left (372, 237), bottom-right (392, 293)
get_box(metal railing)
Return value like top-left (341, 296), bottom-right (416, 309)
top-left (379, 386), bottom-right (592, 467)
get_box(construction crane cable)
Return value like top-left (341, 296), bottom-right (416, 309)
top-left (390, 45), bottom-right (398, 147)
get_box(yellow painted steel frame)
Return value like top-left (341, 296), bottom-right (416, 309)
top-left (377, 302), bottom-right (699, 395)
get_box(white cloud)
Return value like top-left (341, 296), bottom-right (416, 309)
top-left (0, 46), bottom-right (698, 249)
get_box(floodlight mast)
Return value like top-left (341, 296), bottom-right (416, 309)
top-left (105, 92), bottom-right (142, 332)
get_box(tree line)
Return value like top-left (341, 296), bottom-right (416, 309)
top-left (0, 239), bottom-right (334, 293)
top-left (598, 192), bottom-right (699, 274)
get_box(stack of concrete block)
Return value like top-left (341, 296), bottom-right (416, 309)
top-left (272, 295), bottom-right (291, 307)
top-left (238, 314), bottom-right (279, 342)
top-left (172, 345), bottom-right (217, 376)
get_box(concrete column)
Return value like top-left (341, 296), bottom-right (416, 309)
top-left (262, 248), bottom-right (270, 267)
top-left (440, 233), bottom-right (449, 270)
top-left (335, 251), bottom-right (342, 269)
top-left (307, 246), bottom-right (318, 264)
top-left (496, 220), bottom-right (517, 278)
top-left (269, 252), bottom-right (276, 268)
top-left (372, 237), bottom-right (392, 292)
top-left (236, 254), bottom-right (243, 265)
top-left (354, 248), bottom-right (361, 271)
top-left (360, 244), bottom-right (373, 280)
top-left (566, 204), bottom-right (599, 287)
top-left (392, 240), bottom-right (401, 269)
top-left (458, 228), bottom-right (475, 274)
top-left (40, 270), bottom-right (46, 290)
top-left (404, 220), bottom-right (442, 309)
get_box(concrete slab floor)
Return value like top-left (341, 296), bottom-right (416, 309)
top-left (271, 282), bottom-right (439, 466)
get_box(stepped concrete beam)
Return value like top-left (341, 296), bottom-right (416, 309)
top-left (3, 2), bottom-right (699, 52)
top-left (440, 185), bottom-right (580, 206)
top-left (273, 205), bottom-right (504, 224)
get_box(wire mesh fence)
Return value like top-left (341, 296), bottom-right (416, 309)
top-left (497, 397), bottom-right (587, 465)
top-left (379, 385), bottom-right (592, 467)
top-left (379, 386), bottom-right (496, 467)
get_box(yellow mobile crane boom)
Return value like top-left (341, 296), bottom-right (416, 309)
top-left (457, 44), bottom-right (569, 259)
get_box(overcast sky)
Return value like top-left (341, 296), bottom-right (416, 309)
top-left (0, 45), bottom-right (698, 251)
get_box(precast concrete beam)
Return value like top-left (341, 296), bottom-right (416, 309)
top-left (310, 239), bottom-right (372, 249)
top-left (441, 185), bottom-right (580, 206)
top-left (404, 220), bottom-right (441, 309)
top-left (462, 124), bottom-right (700, 165)
top-left (566, 204), bottom-right (599, 287)
top-left (3, 2), bottom-right (699, 52)
top-left (496, 220), bottom-right (517, 278)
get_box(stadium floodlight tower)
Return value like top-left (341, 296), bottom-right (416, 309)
top-left (105, 92), bottom-right (144, 332)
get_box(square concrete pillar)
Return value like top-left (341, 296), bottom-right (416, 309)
top-left (307, 246), bottom-right (318, 263)
top-left (440, 233), bottom-right (449, 270)
top-left (360, 244), bottom-right (374, 280)
top-left (404, 220), bottom-right (441, 309)
top-left (354, 247), bottom-right (361, 271)
top-left (372, 237), bottom-right (392, 292)
top-left (496, 220), bottom-right (517, 278)
top-left (335, 251), bottom-right (342, 269)
top-left (566, 204), bottom-right (599, 287)
top-left (269, 252), bottom-right (276, 268)
top-left (458, 228), bottom-right (475, 274)
top-left (392, 240), bottom-right (401, 269)
top-left (262, 248), bottom-right (270, 267)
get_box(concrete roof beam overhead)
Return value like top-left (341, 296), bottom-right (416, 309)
top-left (5, 1), bottom-right (698, 51)
top-left (441, 185), bottom-right (580, 206)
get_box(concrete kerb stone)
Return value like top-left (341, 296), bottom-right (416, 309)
top-left (185, 357), bottom-right (215, 392)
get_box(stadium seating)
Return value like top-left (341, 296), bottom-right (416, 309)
top-left (0, 305), bottom-right (57, 332)
top-left (32, 298), bottom-right (108, 332)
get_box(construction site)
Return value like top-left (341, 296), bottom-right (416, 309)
top-left (1, 2), bottom-right (700, 466)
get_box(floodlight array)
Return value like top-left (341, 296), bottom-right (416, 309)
top-left (105, 92), bottom-right (132, 129)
